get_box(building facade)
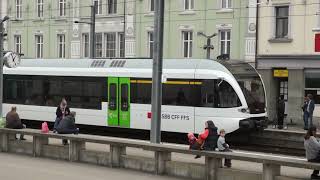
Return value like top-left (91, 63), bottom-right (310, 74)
top-left (134, 0), bottom-right (257, 62)
top-left (0, 0), bottom-right (8, 49)
top-left (257, 0), bottom-right (320, 125)
top-left (6, 0), bottom-right (135, 59)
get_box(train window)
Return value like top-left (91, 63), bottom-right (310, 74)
top-left (109, 83), bottom-right (117, 110)
top-left (130, 79), bottom-right (152, 104)
top-left (121, 84), bottom-right (129, 111)
top-left (218, 81), bottom-right (241, 108)
top-left (3, 75), bottom-right (107, 110)
top-left (162, 80), bottom-right (201, 106)
top-left (199, 80), bottom-right (216, 108)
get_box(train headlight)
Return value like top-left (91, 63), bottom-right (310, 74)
top-left (239, 108), bottom-right (250, 113)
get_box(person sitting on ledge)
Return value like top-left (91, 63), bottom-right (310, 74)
top-left (5, 106), bottom-right (26, 140)
top-left (56, 111), bottom-right (79, 145)
top-left (304, 126), bottom-right (320, 179)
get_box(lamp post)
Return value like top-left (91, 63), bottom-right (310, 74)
top-left (197, 32), bottom-right (217, 59)
top-left (74, 1), bottom-right (97, 59)
top-left (0, 16), bottom-right (10, 120)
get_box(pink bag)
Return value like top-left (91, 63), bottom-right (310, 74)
top-left (41, 122), bottom-right (49, 133)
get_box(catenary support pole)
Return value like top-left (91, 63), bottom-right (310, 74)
top-left (206, 38), bottom-right (211, 59)
top-left (90, 1), bottom-right (97, 59)
top-left (0, 21), bottom-right (4, 121)
top-left (150, 0), bottom-right (165, 144)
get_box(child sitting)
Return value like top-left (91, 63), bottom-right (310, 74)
top-left (187, 132), bottom-right (202, 159)
top-left (217, 129), bottom-right (232, 168)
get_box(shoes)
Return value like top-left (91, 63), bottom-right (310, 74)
top-left (20, 138), bottom-right (26, 141)
top-left (53, 130), bottom-right (57, 133)
top-left (194, 155), bottom-right (201, 159)
top-left (224, 164), bottom-right (232, 168)
top-left (311, 174), bottom-right (320, 179)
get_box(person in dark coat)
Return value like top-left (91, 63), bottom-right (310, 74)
top-left (56, 111), bottom-right (79, 134)
top-left (201, 120), bottom-right (219, 151)
top-left (53, 98), bottom-right (70, 132)
top-left (277, 95), bottom-right (285, 129)
top-left (302, 96), bottom-right (309, 130)
top-left (306, 94), bottom-right (315, 129)
top-left (5, 106), bottom-right (26, 140)
top-left (56, 111), bottom-right (79, 145)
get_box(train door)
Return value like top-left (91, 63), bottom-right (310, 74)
top-left (107, 77), bottom-right (130, 128)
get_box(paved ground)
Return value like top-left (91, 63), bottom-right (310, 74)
top-left (0, 153), bottom-right (184, 180)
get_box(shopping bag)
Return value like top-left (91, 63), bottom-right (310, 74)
top-left (41, 122), bottom-right (49, 133)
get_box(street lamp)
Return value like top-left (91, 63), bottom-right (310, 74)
top-left (0, 16), bottom-right (10, 122)
top-left (197, 32), bottom-right (217, 59)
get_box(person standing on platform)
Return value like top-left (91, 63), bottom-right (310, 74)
top-left (53, 98), bottom-right (70, 132)
top-left (277, 95), bottom-right (285, 129)
top-left (304, 126), bottom-right (320, 179)
top-left (302, 96), bottom-right (309, 130)
top-left (307, 94), bottom-right (315, 129)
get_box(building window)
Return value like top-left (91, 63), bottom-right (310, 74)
top-left (119, 33), bottom-right (125, 57)
top-left (148, 32), bottom-right (153, 58)
top-left (95, 33), bottom-right (103, 57)
top-left (184, 0), bottom-right (194, 10)
top-left (221, 0), bottom-right (232, 9)
top-left (182, 31), bottom-right (193, 58)
top-left (82, 33), bottom-right (89, 58)
top-left (57, 34), bottom-right (66, 58)
top-left (94, 0), bottom-right (102, 15)
top-left (275, 6), bottom-right (289, 38)
top-left (108, 0), bottom-right (117, 14)
top-left (14, 35), bottom-right (22, 54)
top-left (35, 35), bottom-right (43, 58)
top-left (150, 0), bottom-right (154, 12)
top-left (16, 0), bottom-right (22, 19)
top-left (105, 33), bottom-right (116, 58)
top-left (219, 30), bottom-right (231, 55)
top-left (59, 0), bottom-right (66, 16)
top-left (37, 0), bottom-right (44, 18)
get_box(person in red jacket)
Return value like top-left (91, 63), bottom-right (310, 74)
top-left (195, 120), bottom-right (219, 158)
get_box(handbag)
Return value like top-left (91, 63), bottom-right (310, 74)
top-left (41, 122), bottom-right (49, 133)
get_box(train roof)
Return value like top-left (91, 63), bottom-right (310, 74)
top-left (4, 58), bottom-right (256, 79)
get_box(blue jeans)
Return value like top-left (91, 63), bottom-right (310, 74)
top-left (53, 118), bottom-right (61, 130)
top-left (309, 114), bottom-right (314, 128)
top-left (304, 112), bottom-right (309, 128)
top-left (305, 112), bottom-right (314, 129)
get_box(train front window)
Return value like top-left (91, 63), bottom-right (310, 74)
top-left (237, 77), bottom-right (265, 114)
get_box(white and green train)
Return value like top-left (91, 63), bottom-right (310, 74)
top-left (3, 58), bottom-right (267, 134)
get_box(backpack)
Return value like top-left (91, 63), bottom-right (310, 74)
top-left (41, 122), bottom-right (49, 133)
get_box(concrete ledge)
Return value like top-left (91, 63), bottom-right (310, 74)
top-left (0, 128), bottom-right (316, 180)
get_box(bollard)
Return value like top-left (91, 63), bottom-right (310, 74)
top-left (110, 144), bottom-right (126, 167)
top-left (33, 136), bottom-right (49, 157)
top-left (0, 133), bottom-right (8, 152)
top-left (69, 140), bottom-right (85, 162)
top-left (262, 163), bottom-right (280, 180)
top-left (205, 156), bottom-right (222, 180)
top-left (155, 151), bottom-right (171, 175)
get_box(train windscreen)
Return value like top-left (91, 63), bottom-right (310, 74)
top-left (219, 61), bottom-right (266, 114)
